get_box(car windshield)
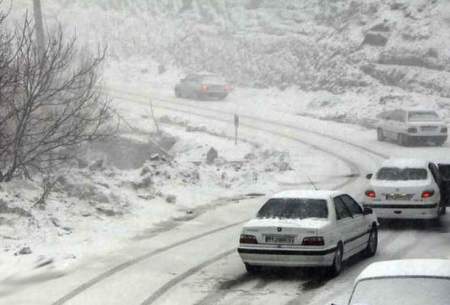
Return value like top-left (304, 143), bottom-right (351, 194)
top-left (349, 277), bottom-right (450, 305)
top-left (376, 167), bottom-right (427, 181)
top-left (256, 198), bottom-right (328, 219)
top-left (408, 111), bottom-right (440, 122)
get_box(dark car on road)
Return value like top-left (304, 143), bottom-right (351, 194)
top-left (174, 73), bottom-right (232, 100)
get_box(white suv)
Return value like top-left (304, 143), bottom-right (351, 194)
top-left (363, 159), bottom-right (447, 220)
top-left (376, 109), bottom-right (447, 146)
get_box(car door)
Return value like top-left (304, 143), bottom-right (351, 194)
top-left (429, 162), bottom-right (443, 209)
top-left (333, 196), bottom-right (354, 259)
top-left (341, 195), bottom-right (369, 253)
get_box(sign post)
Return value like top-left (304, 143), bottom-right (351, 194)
top-left (234, 114), bottom-right (239, 145)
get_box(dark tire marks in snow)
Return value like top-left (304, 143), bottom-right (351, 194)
top-left (51, 222), bottom-right (246, 305)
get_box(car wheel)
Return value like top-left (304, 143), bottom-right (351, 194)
top-left (174, 88), bottom-right (181, 98)
top-left (364, 226), bottom-right (378, 257)
top-left (244, 263), bottom-right (261, 274)
top-left (328, 243), bottom-right (343, 277)
top-left (377, 128), bottom-right (385, 141)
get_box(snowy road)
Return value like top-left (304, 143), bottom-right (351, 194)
top-left (4, 89), bottom-right (450, 305)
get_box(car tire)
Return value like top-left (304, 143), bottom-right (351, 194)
top-left (244, 263), bottom-right (261, 274)
top-left (377, 128), bottom-right (385, 141)
top-left (363, 226), bottom-right (378, 257)
top-left (328, 243), bottom-right (343, 277)
top-left (174, 88), bottom-right (181, 98)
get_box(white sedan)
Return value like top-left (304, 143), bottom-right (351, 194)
top-left (237, 190), bottom-right (378, 276)
top-left (376, 109), bottom-right (447, 146)
top-left (363, 158), bottom-right (446, 219)
top-left (337, 259), bottom-right (450, 305)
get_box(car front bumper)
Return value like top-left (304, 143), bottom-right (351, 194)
top-left (238, 246), bottom-right (336, 267)
top-left (363, 203), bottom-right (439, 219)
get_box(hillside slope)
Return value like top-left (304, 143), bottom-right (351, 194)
top-left (8, 0), bottom-right (450, 122)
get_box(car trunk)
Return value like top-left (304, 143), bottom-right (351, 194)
top-left (370, 180), bottom-right (431, 205)
top-left (244, 218), bottom-right (328, 245)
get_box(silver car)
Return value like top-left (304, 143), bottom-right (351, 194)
top-left (174, 73), bottom-right (232, 100)
top-left (376, 109), bottom-right (448, 146)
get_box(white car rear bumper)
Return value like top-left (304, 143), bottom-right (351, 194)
top-left (238, 247), bottom-right (336, 267)
top-left (364, 203), bottom-right (439, 219)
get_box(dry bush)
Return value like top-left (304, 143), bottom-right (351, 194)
top-left (0, 13), bottom-right (112, 182)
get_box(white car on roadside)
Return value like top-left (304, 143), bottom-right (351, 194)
top-left (376, 109), bottom-right (447, 146)
top-left (363, 158), bottom-right (446, 220)
top-left (237, 190), bottom-right (378, 276)
top-left (334, 259), bottom-right (450, 305)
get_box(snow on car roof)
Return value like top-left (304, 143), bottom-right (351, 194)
top-left (271, 190), bottom-right (342, 200)
top-left (381, 158), bottom-right (429, 168)
top-left (356, 259), bottom-right (450, 282)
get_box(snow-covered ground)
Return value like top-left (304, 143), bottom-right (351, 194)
top-left (2, 1), bottom-right (450, 305)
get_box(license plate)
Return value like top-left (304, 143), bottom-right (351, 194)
top-left (265, 235), bottom-right (295, 244)
top-left (386, 193), bottom-right (413, 200)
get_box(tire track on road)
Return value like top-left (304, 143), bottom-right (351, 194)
top-left (51, 221), bottom-right (246, 305)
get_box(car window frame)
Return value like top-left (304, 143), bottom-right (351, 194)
top-left (333, 196), bottom-right (353, 220)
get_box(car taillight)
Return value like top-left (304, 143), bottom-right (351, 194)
top-left (421, 190), bottom-right (435, 199)
top-left (441, 127), bottom-right (448, 133)
top-left (302, 236), bottom-right (324, 246)
top-left (224, 84), bottom-right (232, 92)
top-left (407, 127), bottom-right (418, 133)
top-left (200, 84), bottom-right (208, 92)
top-left (365, 190), bottom-right (376, 198)
top-left (240, 234), bottom-right (258, 244)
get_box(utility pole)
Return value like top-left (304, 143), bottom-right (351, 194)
top-left (33, 0), bottom-right (45, 53)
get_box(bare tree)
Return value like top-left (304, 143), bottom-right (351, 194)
top-left (0, 15), bottom-right (112, 182)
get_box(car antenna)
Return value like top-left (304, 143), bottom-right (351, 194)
top-left (306, 175), bottom-right (319, 190)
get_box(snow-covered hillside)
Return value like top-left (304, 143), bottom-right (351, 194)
top-left (9, 0), bottom-right (450, 125)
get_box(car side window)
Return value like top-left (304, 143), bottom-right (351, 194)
top-left (333, 197), bottom-right (352, 220)
top-left (341, 195), bottom-right (363, 216)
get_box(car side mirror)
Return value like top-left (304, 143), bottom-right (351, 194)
top-left (366, 173), bottom-right (373, 180)
top-left (363, 207), bottom-right (373, 215)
